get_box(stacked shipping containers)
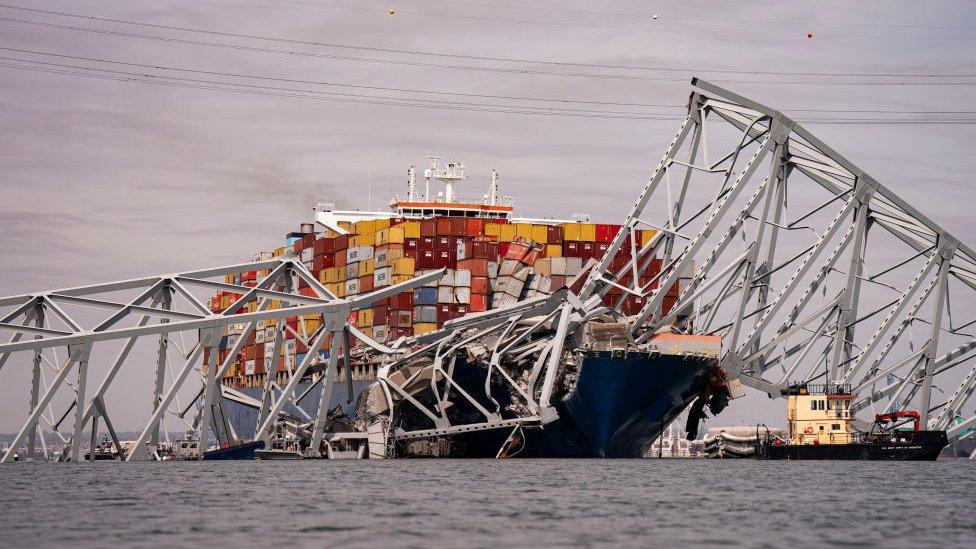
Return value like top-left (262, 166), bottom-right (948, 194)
top-left (214, 218), bottom-right (681, 387)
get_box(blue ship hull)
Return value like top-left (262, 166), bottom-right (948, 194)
top-left (511, 350), bottom-right (716, 458)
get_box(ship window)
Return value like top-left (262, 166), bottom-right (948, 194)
top-left (819, 425), bottom-right (824, 431)
top-left (820, 400), bottom-right (825, 410)
top-left (810, 400), bottom-right (817, 411)
top-left (832, 424), bottom-right (840, 430)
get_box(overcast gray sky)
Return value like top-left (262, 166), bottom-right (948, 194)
top-left (1, 0), bottom-right (975, 431)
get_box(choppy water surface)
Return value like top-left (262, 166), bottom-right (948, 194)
top-left (1, 459), bottom-right (974, 548)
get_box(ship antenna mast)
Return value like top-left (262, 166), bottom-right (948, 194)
top-left (489, 169), bottom-right (498, 206)
top-left (407, 165), bottom-right (416, 201)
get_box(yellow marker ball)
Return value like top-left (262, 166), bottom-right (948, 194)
top-left (389, 8), bottom-right (396, 15)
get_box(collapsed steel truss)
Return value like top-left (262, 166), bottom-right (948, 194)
top-left (0, 78), bottom-right (973, 461)
top-left (575, 78), bottom-right (976, 442)
top-left (0, 257), bottom-right (442, 462)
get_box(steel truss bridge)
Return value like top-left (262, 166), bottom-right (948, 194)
top-left (1, 79), bottom-right (973, 462)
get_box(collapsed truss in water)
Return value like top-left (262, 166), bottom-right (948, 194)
top-left (0, 78), bottom-right (973, 461)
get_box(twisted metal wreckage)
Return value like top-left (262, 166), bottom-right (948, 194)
top-left (1, 79), bottom-right (974, 461)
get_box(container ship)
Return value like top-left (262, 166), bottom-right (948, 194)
top-left (210, 157), bottom-right (724, 457)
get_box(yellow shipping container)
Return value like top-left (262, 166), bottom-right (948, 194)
top-left (562, 223), bottom-right (580, 241)
top-left (319, 269), bottom-right (329, 284)
top-left (267, 317), bottom-right (276, 327)
top-left (484, 223), bottom-right (501, 237)
top-left (360, 309), bottom-right (374, 327)
top-left (392, 274), bottom-right (412, 285)
top-left (531, 225), bottom-right (548, 244)
top-left (413, 322), bottom-right (438, 335)
top-left (353, 219), bottom-right (376, 236)
top-left (360, 326), bottom-right (373, 338)
top-left (360, 258), bottom-right (376, 276)
top-left (374, 226), bottom-right (406, 246)
top-left (578, 223), bottom-right (596, 241)
top-left (546, 244), bottom-right (562, 258)
top-left (499, 224), bottom-right (517, 242)
top-left (225, 274), bottom-right (235, 284)
top-left (401, 220), bottom-right (421, 239)
top-left (641, 229), bottom-right (657, 248)
top-left (375, 218), bottom-right (391, 230)
top-left (304, 318), bottom-right (321, 333)
top-left (352, 234), bottom-right (373, 247)
top-left (273, 246), bottom-right (286, 257)
top-left (515, 223), bottom-right (534, 239)
top-left (393, 257), bottom-right (416, 275)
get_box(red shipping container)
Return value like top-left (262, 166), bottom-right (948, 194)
top-left (594, 242), bottom-right (610, 260)
top-left (456, 304), bottom-right (468, 317)
top-left (450, 217), bottom-right (467, 236)
top-left (523, 248), bottom-right (541, 266)
top-left (405, 238), bottom-right (418, 251)
top-left (596, 224), bottom-right (621, 243)
top-left (371, 304), bottom-right (387, 324)
top-left (470, 294), bottom-right (488, 312)
top-left (436, 217), bottom-right (452, 236)
top-left (499, 242), bottom-right (510, 258)
top-left (312, 253), bottom-right (335, 273)
top-left (435, 236), bottom-right (454, 252)
top-left (466, 218), bottom-right (484, 236)
top-left (335, 234), bottom-right (350, 251)
top-left (419, 236), bottom-right (435, 251)
top-left (456, 237), bottom-right (471, 260)
top-left (563, 241), bottom-right (580, 257)
top-left (436, 304), bottom-right (456, 324)
top-left (580, 242), bottom-right (595, 261)
top-left (389, 291), bottom-right (413, 310)
top-left (418, 249), bottom-right (437, 269)
top-left (471, 276), bottom-right (489, 295)
top-left (505, 241), bottom-right (529, 261)
top-left (436, 250), bottom-right (457, 269)
top-left (335, 250), bottom-right (347, 268)
top-left (347, 310), bottom-right (359, 326)
top-left (359, 274), bottom-right (374, 293)
top-left (458, 258), bottom-right (489, 277)
top-left (313, 237), bottom-right (336, 255)
top-left (546, 225), bottom-right (563, 244)
top-left (662, 295), bottom-right (678, 316)
top-left (420, 219), bottom-right (437, 237)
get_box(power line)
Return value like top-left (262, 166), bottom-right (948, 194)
top-left (5, 47), bottom-right (976, 118)
top-left (0, 46), bottom-right (684, 109)
top-left (3, 57), bottom-right (976, 125)
top-left (1, 4), bottom-right (975, 78)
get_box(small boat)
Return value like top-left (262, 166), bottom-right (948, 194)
top-left (160, 431), bottom-right (201, 461)
top-left (254, 431), bottom-right (304, 460)
top-left (755, 384), bottom-right (948, 461)
top-left (84, 435), bottom-right (119, 461)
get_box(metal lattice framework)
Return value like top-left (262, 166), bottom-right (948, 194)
top-left (576, 78), bottom-right (976, 443)
top-left (0, 256), bottom-right (442, 462)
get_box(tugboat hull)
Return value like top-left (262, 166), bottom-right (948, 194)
top-left (756, 431), bottom-right (948, 461)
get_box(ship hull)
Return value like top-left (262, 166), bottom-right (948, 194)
top-left (395, 350), bottom-right (717, 458)
top-left (755, 431), bottom-right (948, 461)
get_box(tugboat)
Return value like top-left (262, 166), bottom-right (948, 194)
top-left (755, 384), bottom-right (948, 461)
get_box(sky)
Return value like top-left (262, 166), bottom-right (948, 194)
top-left (0, 0), bottom-right (975, 432)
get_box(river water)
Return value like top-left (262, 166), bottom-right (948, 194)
top-left (1, 459), bottom-right (974, 548)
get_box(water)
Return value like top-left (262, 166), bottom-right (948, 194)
top-left (2, 459), bottom-right (974, 548)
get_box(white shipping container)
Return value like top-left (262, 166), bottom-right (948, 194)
top-left (566, 257), bottom-right (583, 275)
top-left (372, 324), bottom-right (388, 341)
top-left (345, 278), bottom-right (360, 295)
top-left (488, 261), bottom-right (499, 278)
top-left (300, 247), bottom-right (313, 263)
top-left (454, 287), bottom-right (471, 304)
top-left (245, 359), bottom-right (256, 375)
top-left (437, 286), bottom-right (455, 304)
top-left (285, 340), bottom-right (296, 353)
top-left (550, 257), bottom-right (567, 276)
top-left (455, 269), bottom-right (471, 288)
top-left (374, 266), bottom-right (392, 287)
top-left (265, 327), bottom-right (276, 341)
top-left (256, 320), bottom-right (266, 330)
top-left (414, 305), bottom-right (437, 323)
top-left (440, 269), bottom-right (456, 287)
top-left (285, 353), bottom-right (296, 370)
top-left (255, 330), bottom-right (265, 344)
